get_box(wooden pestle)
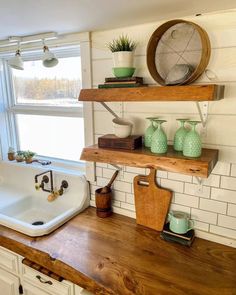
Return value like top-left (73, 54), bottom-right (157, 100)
top-left (100, 170), bottom-right (119, 193)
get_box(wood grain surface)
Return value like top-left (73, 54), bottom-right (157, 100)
top-left (0, 207), bottom-right (236, 295)
top-left (80, 145), bottom-right (219, 178)
top-left (79, 85), bottom-right (224, 102)
top-left (134, 169), bottom-right (172, 231)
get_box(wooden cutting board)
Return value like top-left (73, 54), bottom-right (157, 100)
top-left (134, 169), bottom-right (172, 231)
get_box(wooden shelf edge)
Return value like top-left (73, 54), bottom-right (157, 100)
top-left (80, 145), bottom-right (219, 178)
top-left (79, 84), bottom-right (225, 102)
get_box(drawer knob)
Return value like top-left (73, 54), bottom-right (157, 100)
top-left (36, 275), bottom-right (53, 285)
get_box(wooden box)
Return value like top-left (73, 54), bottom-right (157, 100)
top-left (98, 134), bottom-right (142, 150)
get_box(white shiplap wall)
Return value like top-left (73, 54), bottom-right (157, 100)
top-left (89, 9), bottom-right (236, 247)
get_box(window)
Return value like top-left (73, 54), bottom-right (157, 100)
top-left (3, 46), bottom-right (85, 163)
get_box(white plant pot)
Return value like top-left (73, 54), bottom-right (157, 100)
top-left (112, 51), bottom-right (134, 68)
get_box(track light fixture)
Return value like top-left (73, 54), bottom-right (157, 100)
top-left (6, 33), bottom-right (59, 70)
top-left (42, 41), bottom-right (59, 68)
top-left (8, 43), bottom-right (24, 70)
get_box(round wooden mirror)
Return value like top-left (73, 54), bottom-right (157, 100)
top-left (146, 19), bottom-right (211, 86)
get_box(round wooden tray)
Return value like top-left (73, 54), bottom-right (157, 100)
top-left (146, 19), bottom-right (211, 85)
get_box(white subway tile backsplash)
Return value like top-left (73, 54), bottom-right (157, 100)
top-left (194, 174), bottom-right (220, 188)
top-left (174, 193), bottom-right (199, 208)
top-left (114, 180), bottom-right (132, 193)
top-left (157, 170), bottom-right (168, 178)
top-left (212, 162), bottom-right (231, 176)
top-left (90, 200), bottom-right (96, 207)
top-left (169, 203), bottom-right (191, 214)
top-left (102, 168), bottom-right (117, 179)
top-left (184, 183), bottom-right (210, 198)
top-left (161, 179), bottom-right (184, 193)
top-left (96, 177), bottom-right (109, 187)
top-left (125, 167), bottom-right (146, 174)
top-left (191, 208), bottom-right (217, 224)
top-left (90, 184), bottom-right (100, 195)
top-left (121, 202), bottom-right (135, 211)
top-left (113, 191), bottom-right (126, 202)
top-left (126, 193), bottom-right (135, 204)
top-left (228, 204), bottom-right (236, 217)
top-left (95, 167), bottom-right (103, 177)
top-left (123, 172), bottom-right (136, 183)
top-left (231, 164), bottom-right (236, 177)
top-left (210, 225), bottom-right (236, 240)
top-left (211, 188), bottom-right (236, 204)
top-left (113, 206), bottom-right (136, 218)
top-left (96, 162), bottom-right (107, 168)
top-left (199, 198), bottom-right (227, 214)
top-left (221, 176), bottom-right (236, 190)
top-left (168, 172), bottom-right (192, 183)
top-left (193, 220), bottom-right (209, 232)
top-left (112, 200), bottom-right (121, 207)
top-left (218, 215), bottom-right (236, 230)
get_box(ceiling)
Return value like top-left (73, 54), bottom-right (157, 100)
top-left (0, 0), bottom-right (235, 39)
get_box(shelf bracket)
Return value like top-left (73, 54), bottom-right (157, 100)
top-left (195, 101), bottom-right (209, 128)
top-left (194, 176), bottom-right (203, 185)
top-left (194, 176), bottom-right (204, 194)
top-left (110, 164), bottom-right (122, 171)
top-left (109, 164), bottom-right (123, 178)
top-left (100, 102), bottom-right (119, 118)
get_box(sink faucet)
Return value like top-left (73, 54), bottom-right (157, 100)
top-left (47, 180), bottom-right (68, 202)
top-left (35, 170), bottom-right (53, 193)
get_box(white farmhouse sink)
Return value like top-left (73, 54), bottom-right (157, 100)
top-left (0, 174), bottom-right (89, 237)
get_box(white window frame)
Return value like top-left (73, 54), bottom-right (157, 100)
top-left (0, 32), bottom-right (95, 180)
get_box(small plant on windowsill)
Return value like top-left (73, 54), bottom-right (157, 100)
top-left (23, 150), bottom-right (36, 164)
top-left (107, 35), bottom-right (137, 78)
top-left (15, 151), bottom-right (25, 162)
top-left (8, 147), bottom-right (16, 161)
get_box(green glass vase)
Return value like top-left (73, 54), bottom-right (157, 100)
top-left (151, 120), bottom-right (167, 154)
top-left (144, 117), bottom-right (159, 148)
top-left (173, 119), bottom-right (189, 151)
top-left (183, 121), bottom-right (202, 157)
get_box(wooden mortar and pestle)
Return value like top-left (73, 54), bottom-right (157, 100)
top-left (95, 170), bottom-right (119, 218)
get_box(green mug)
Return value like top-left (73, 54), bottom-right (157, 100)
top-left (168, 211), bottom-right (194, 234)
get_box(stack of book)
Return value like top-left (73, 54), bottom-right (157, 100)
top-left (98, 77), bottom-right (146, 88)
top-left (160, 223), bottom-right (195, 247)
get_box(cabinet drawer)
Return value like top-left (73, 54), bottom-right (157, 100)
top-left (22, 264), bottom-right (74, 295)
top-left (0, 246), bottom-right (19, 274)
top-left (75, 285), bottom-right (93, 295)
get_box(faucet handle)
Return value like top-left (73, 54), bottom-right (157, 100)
top-left (47, 191), bottom-right (59, 202)
top-left (35, 183), bottom-right (41, 190)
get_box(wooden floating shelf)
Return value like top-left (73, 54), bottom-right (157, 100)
top-left (80, 145), bottom-right (219, 178)
top-left (79, 84), bottom-right (224, 102)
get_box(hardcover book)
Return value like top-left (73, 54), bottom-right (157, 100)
top-left (105, 76), bottom-right (143, 83)
top-left (98, 83), bottom-right (146, 89)
top-left (160, 223), bottom-right (195, 247)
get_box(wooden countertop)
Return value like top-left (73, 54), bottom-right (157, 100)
top-left (0, 207), bottom-right (236, 295)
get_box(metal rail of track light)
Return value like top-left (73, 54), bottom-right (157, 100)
top-left (6, 32), bottom-right (59, 70)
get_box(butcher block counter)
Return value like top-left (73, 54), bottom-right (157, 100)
top-left (0, 207), bottom-right (235, 295)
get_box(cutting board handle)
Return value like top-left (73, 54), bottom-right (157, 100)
top-left (134, 168), bottom-right (157, 187)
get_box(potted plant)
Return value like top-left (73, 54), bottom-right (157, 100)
top-left (8, 147), bottom-right (15, 161)
top-left (107, 35), bottom-right (137, 78)
top-left (24, 150), bottom-right (36, 164)
top-left (15, 150), bottom-right (25, 162)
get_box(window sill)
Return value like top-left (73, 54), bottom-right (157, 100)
top-left (1, 159), bottom-right (85, 177)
